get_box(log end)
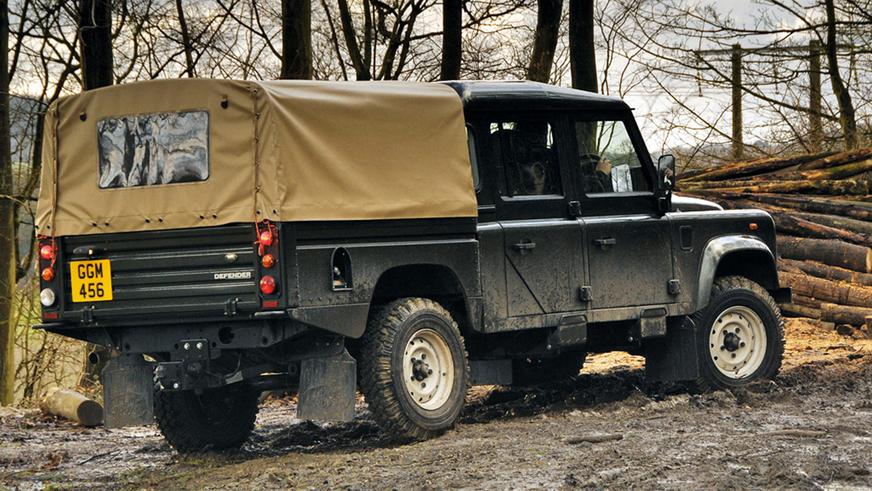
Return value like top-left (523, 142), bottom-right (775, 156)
top-left (76, 400), bottom-right (104, 427)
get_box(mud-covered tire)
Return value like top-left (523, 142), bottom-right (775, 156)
top-left (691, 276), bottom-right (784, 391)
top-left (154, 383), bottom-right (259, 452)
top-left (511, 352), bottom-right (586, 386)
top-left (358, 298), bottom-right (470, 441)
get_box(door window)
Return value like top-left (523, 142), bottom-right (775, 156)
top-left (575, 119), bottom-right (649, 195)
top-left (484, 120), bottom-right (563, 197)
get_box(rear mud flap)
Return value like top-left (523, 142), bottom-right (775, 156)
top-left (102, 354), bottom-right (155, 428)
top-left (644, 317), bottom-right (700, 382)
top-left (297, 349), bottom-right (356, 423)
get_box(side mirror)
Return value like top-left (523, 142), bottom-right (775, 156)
top-left (658, 154), bottom-right (676, 192)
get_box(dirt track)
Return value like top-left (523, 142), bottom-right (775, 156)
top-left (2, 319), bottom-right (871, 490)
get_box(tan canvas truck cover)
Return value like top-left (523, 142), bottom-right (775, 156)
top-left (35, 79), bottom-right (476, 236)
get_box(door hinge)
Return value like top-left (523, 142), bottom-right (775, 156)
top-left (578, 286), bottom-right (592, 303)
top-left (568, 200), bottom-right (581, 217)
top-left (667, 279), bottom-right (681, 296)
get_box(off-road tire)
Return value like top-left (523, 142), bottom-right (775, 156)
top-left (154, 383), bottom-right (260, 452)
top-left (511, 352), bottom-right (586, 386)
top-left (358, 298), bottom-right (470, 441)
top-left (691, 275), bottom-right (784, 391)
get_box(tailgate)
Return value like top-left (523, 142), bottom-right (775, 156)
top-left (58, 224), bottom-right (260, 324)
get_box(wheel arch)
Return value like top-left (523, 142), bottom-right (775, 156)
top-left (368, 263), bottom-right (479, 336)
top-left (695, 236), bottom-right (778, 309)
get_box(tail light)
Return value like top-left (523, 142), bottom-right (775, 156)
top-left (259, 275), bottom-right (276, 295)
top-left (40, 244), bottom-right (55, 261)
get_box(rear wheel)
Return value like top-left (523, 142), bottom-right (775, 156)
top-left (692, 276), bottom-right (784, 391)
top-left (154, 383), bottom-right (259, 452)
top-left (358, 298), bottom-right (469, 441)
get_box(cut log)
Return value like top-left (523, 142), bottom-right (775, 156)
top-left (792, 294), bottom-right (822, 308)
top-left (39, 388), bottom-right (103, 427)
top-left (779, 259), bottom-right (872, 287)
top-left (790, 211), bottom-right (872, 236)
top-left (769, 210), bottom-right (868, 246)
top-left (795, 147), bottom-right (872, 170)
top-left (779, 271), bottom-right (872, 307)
top-left (682, 177), bottom-right (872, 195)
top-left (685, 192), bottom-right (872, 221)
top-left (777, 237), bottom-right (872, 273)
top-left (682, 152), bottom-right (834, 182)
top-left (820, 303), bottom-right (872, 326)
top-left (798, 158), bottom-right (872, 181)
top-left (779, 302), bottom-right (821, 319)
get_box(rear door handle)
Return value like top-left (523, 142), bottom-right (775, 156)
top-left (512, 240), bottom-right (537, 254)
top-left (593, 237), bottom-right (617, 249)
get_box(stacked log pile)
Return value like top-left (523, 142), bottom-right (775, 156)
top-left (679, 147), bottom-right (872, 336)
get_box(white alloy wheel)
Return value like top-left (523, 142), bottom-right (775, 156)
top-left (402, 328), bottom-right (455, 410)
top-left (708, 305), bottom-right (767, 379)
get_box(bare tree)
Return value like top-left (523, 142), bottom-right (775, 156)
top-left (0, 0), bottom-right (14, 406)
top-left (440, 0), bottom-right (462, 80)
top-left (176, 0), bottom-right (197, 77)
top-left (281, 0), bottom-right (313, 79)
top-left (527, 0), bottom-right (562, 82)
top-left (824, 0), bottom-right (858, 149)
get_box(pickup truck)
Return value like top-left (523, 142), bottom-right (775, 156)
top-left (34, 79), bottom-right (788, 451)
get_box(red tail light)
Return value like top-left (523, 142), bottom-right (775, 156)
top-left (258, 229), bottom-right (273, 247)
top-left (41, 267), bottom-right (55, 282)
top-left (40, 244), bottom-right (55, 261)
top-left (259, 275), bottom-right (276, 295)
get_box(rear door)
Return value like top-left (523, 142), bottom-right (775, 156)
top-left (569, 114), bottom-right (676, 309)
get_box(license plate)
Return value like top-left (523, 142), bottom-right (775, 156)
top-left (70, 259), bottom-right (113, 302)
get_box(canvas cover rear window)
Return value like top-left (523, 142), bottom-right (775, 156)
top-left (97, 110), bottom-right (209, 189)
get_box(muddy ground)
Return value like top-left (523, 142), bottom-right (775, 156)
top-left (2, 318), bottom-right (871, 490)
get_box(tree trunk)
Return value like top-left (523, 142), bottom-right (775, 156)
top-left (824, 0), bottom-right (858, 149)
top-left (703, 192), bottom-right (872, 222)
top-left (779, 271), bottom-right (872, 307)
top-left (820, 303), bottom-right (872, 327)
top-left (682, 152), bottom-right (833, 182)
top-left (569, 0), bottom-right (596, 92)
top-left (439, 0), bottom-right (462, 80)
top-left (280, 0), bottom-right (313, 80)
top-left (526, 0), bottom-right (562, 83)
top-left (337, 0), bottom-right (370, 80)
top-left (797, 158), bottom-right (872, 181)
top-left (780, 258), bottom-right (872, 287)
top-left (39, 388), bottom-right (103, 426)
top-left (0, 0), bottom-right (15, 406)
top-left (683, 177), bottom-right (872, 195)
top-left (175, 0), bottom-right (196, 77)
top-left (777, 236), bottom-right (871, 273)
top-left (79, 0), bottom-right (114, 386)
top-left (79, 0), bottom-right (113, 89)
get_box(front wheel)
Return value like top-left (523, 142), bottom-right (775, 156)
top-left (692, 276), bottom-right (784, 391)
top-left (358, 298), bottom-right (469, 441)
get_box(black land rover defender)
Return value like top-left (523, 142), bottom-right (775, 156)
top-left (34, 79), bottom-right (788, 451)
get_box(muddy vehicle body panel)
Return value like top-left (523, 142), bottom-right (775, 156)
top-left (35, 80), bottom-right (786, 447)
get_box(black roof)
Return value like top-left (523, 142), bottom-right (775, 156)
top-left (442, 80), bottom-right (630, 112)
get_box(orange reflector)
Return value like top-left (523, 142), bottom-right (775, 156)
top-left (41, 267), bottom-right (55, 282)
top-left (261, 254), bottom-right (276, 269)
top-left (749, 222), bottom-right (758, 231)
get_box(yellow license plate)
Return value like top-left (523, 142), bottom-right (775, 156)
top-left (69, 259), bottom-right (113, 302)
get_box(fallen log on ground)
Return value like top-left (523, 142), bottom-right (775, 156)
top-left (820, 303), bottom-right (872, 326)
top-left (719, 193), bottom-right (872, 221)
top-left (779, 259), bottom-right (872, 287)
top-left (779, 271), bottom-right (872, 308)
top-left (39, 388), bottom-right (103, 427)
top-left (780, 302), bottom-right (821, 319)
top-left (777, 237), bottom-right (872, 273)
top-left (794, 158), bottom-right (872, 181)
